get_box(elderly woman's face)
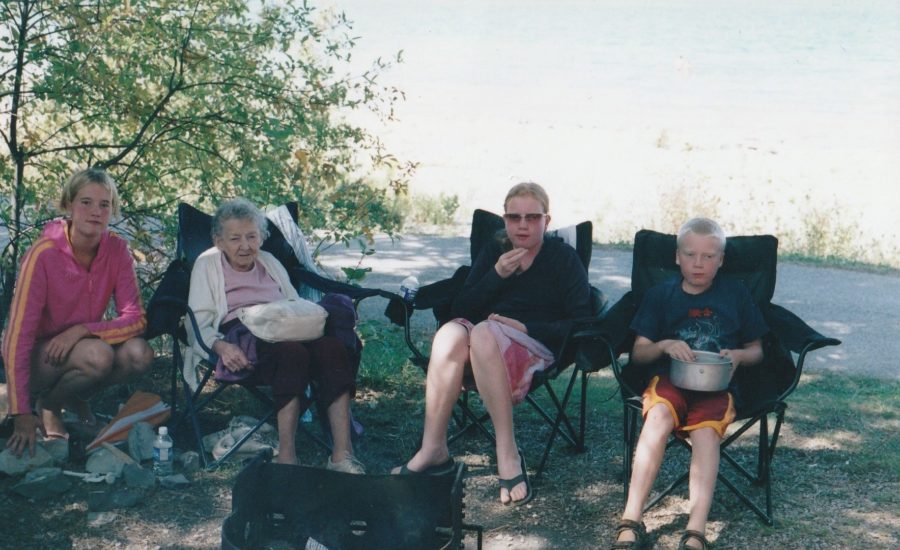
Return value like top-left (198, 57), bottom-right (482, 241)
top-left (215, 218), bottom-right (261, 272)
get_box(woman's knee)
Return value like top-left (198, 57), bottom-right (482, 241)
top-left (72, 340), bottom-right (115, 378)
top-left (116, 338), bottom-right (154, 375)
top-left (430, 323), bottom-right (469, 361)
top-left (468, 322), bottom-right (500, 363)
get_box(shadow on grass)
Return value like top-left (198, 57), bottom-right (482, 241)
top-left (1, 324), bottom-right (897, 549)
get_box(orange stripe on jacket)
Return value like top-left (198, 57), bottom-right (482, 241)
top-left (2, 239), bottom-right (55, 414)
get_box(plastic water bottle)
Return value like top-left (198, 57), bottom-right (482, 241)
top-left (153, 426), bottom-right (174, 476)
top-left (400, 275), bottom-right (420, 303)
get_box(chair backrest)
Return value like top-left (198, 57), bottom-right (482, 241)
top-left (222, 459), bottom-right (471, 549)
top-left (630, 229), bottom-right (778, 306)
top-left (176, 202), bottom-right (303, 278)
top-left (470, 209), bottom-right (593, 271)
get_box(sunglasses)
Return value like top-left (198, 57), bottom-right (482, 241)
top-left (503, 213), bottom-right (546, 223)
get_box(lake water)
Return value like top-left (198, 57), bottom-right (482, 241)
top-left (320, 1), bottom-right (900, 259)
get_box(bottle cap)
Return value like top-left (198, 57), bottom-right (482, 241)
top-left (159, 426), bottom-right (168, 436)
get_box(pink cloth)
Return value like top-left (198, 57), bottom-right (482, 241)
top-left (452, 318), bottom-right (555, 405)
top-left (220, 255), bottom-right (284, 324)
top-left (2, 219), bottom-right (146, 414)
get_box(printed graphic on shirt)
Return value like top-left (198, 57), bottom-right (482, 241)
top-left (677, 308), bottom-right (724, 352)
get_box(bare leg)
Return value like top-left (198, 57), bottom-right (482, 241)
top-left (467, 322), bottom-right (524, 503)
top-left (71, 337), bottom-right (154, 424)
top-left (107, 337), bottom-right (154, 386)
top-left (275, 396), bottom-right (301, 465)
top-left (683, 427), bottom-right (721, 547)
top-left (326, 392), bottom-right (354, 462)
top-left (391, 322), bottom-right (469, 473)
top-left (32, 339), bottom-right (115, 436)
top-left (617, 403), bottom-right (675, 543)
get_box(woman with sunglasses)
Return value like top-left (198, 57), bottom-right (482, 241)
top-left (393, 182), bottom-right (592, 506)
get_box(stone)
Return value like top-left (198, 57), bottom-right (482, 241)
top-left (87, 511), bottom-right (119, 528)
top-left (40, 438), bottom-right (70, 464)
top-left (87, 487), bottom-right (146, 512)
top-left (0, 445), bottom-right (54, 476)
top-left (127, 422), bottom-right (155, 462)
top-left (178, 451), bottom-right (200, 473)
top-left (123, 463), bottom-right (156, 489)
top-left (159, 473), bottom-right (190, 489)
top-left (85, 447), bottom-right (128, 476)
top-left (11, 467), bottom-right (73, 500)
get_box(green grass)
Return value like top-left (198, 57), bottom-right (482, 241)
top-left (5, 320), bottom-right (896, 548)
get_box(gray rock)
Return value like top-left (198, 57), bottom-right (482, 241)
top-left (159, 473), bottom-right (190, 489)
top-left (127, 422), bottom-right (155, 462)
top-left (11, 467), bottom-right (72, 500)
top-left (0, 445), bottom-right (54, 476)
top-left (178, 451), bottom-right (200, 473)
top-left (122, 463), bottom-right (156, 489)
top-left (87, 487), bottom-right (146, 511)
top-left (85, 447), bottom-right (128, 476)
top-left (40, 438), bottom-right (70, 464)
top-left (87, 511), bottom-right (119, 527)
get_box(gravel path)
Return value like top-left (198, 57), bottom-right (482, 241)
top-left (319, 234), bottom-right (899, 381)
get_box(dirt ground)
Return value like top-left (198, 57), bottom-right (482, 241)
top-left (1, 358), bottom-right (897, 549)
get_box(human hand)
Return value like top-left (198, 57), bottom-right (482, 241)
top-left (720, 349), bottom-right (743, 369)
top-left (660, 340), bottom-right (696, 362)
top-left (7, 414), bottom-right (43, 458)
top-left (44, 324), bottom-right (90, 366)
top-left (494, 247), bottom-right (528, 278)
top-left (213, 340), bottom-right (252, 372)
top-left (488, 313), bottom-right (527, 334)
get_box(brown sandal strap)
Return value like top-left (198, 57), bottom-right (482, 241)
top-left (679, 529), bottom-right (709, 550)
top-left (611, 519), bottom-right (646, 549)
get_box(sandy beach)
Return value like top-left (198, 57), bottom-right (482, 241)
top-left (321, 0), bottom-right (900, 265)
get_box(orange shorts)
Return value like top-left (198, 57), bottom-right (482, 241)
top-left (642, 374), bottom-right (735, 438)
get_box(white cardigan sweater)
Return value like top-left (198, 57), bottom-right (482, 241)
top-left (184, 247), bottom-right (300, 390)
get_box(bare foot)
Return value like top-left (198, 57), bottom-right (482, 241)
top-left (38, 400), bottom-right (69, 439)
top-left (390, 448), bottom-right (451, 474)
top-left (497, 451), bottom-right (527, 504)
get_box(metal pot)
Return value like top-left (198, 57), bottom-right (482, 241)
top-left (670, 350), bottom-right (734, 392)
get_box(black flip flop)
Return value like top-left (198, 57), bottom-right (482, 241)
top-left (394, 457), bottom-right (456, 476)
top-left (499, 451), bottom-right (534, 506)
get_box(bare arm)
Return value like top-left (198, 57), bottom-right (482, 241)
top-left (631, 335), bottom-right (697, 365)
top-left (720, 339), bottom-right (763, 369)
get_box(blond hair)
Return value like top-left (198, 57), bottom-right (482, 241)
top-left (677, 217), bottom-right (726, 251)
top-left (504, 182), bottom-right (549, 214)
top-left (59, 168), bottom-right (120, 217)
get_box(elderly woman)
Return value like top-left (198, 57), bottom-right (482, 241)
top-left (393, 182), bottom-right (592, 505)
top-left (186, 198), bottom-right (363, 471)
top-left (3, 168), bottom-right (153, 457)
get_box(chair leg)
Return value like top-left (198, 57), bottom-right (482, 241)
top-left (535, 367), bottom-right (584, 479)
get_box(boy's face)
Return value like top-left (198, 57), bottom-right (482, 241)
top-left (676, 232), bottom-right (724, 294)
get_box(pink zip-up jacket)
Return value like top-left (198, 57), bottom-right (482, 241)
top-left (2, 219), bottom-right (146, 415)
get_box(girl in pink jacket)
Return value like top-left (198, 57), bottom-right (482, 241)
top-left (2, 169), bottom-right (153, 457)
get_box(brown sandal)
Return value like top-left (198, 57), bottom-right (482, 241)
top-left (611, 519), bottom-right (646, 549)
top-left (678, 529), bottom-right (709, 549)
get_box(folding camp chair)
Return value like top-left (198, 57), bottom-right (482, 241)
top-left (145, 202), bottom-right (399, 469)
top-left (596, 229), bottom-right (841, 525)
top-left (222, 451), bottom-right (483, 549)
top-left (384, 209), bottom-right (609, 478)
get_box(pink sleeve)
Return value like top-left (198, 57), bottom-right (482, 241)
top-left (83, 240), bottom-right (146, 344)
top-left (1, 240), bottom-right (54, 415)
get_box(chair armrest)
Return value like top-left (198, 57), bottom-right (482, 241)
top-left (764, 303), bottom-right (841, 356)
top-left (289, 267), bottom-right (394, 302)
top-left (763, 303), bottom-right (841, 401)
top-left (181, 306), bottom-right (216, 359)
